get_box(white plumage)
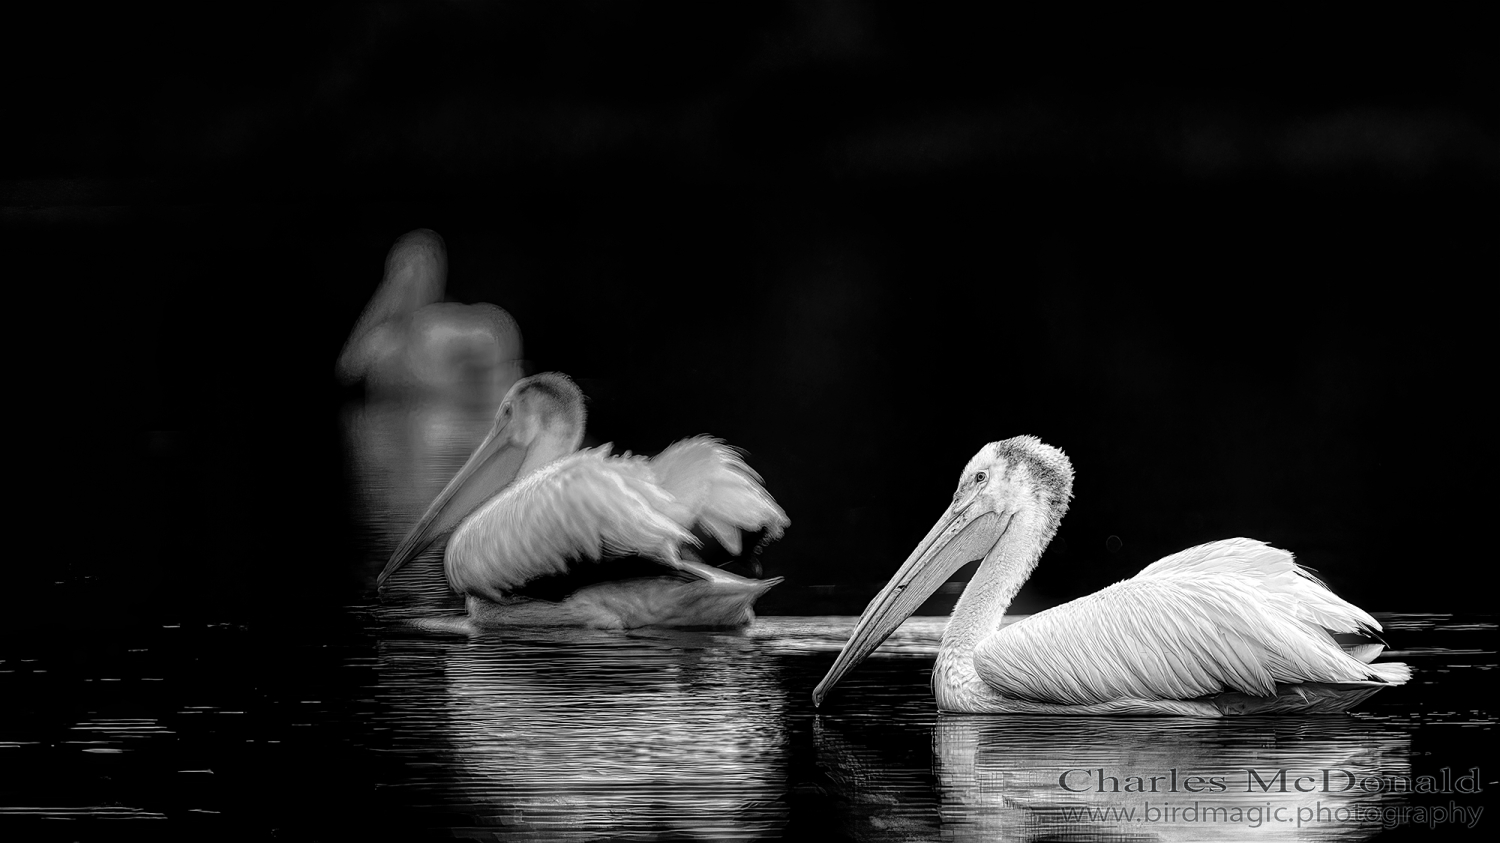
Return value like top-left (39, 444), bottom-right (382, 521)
top-left (378, 373), bottom-right (788, 630)
top-left (814, 436), bottom-right (1409, 716)
top-left (447, 438), bottom-right (787, 601)
top-left (973, 539), bottom-right (1409, 707)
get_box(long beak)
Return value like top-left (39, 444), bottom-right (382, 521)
top-left (376, 418), bottom-right (529, 588)
top-left (811, 503), bottom-right (1009, 707)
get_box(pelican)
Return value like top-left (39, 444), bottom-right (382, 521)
top-left (813, 436), bottom-right (1410, 715)
top-left (336, 229), bottom-right (523, 402)
top-left (377, 372), bottom-right (790, 629)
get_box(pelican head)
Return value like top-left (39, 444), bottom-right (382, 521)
top-left (376, 372), bottom-right (586, 587)
top-left (812, 436), bottom-right (1074, 706)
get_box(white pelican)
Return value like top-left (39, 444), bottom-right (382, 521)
top-left (813, 436), bottom-right (1411, 715)
top-left (336, 229), bottom-right (523, 403)
top-left (376, 372), bottom-right (790, 629)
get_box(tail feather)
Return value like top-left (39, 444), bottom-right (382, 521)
top-left (1368, 661), bottom-right (1412, 685)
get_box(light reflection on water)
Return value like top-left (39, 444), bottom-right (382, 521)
top-left (376, 629), bottom-right (791, 840)
top-left (2, 615), bottom-right (1491, 839)
top-left (362, 614), bottom-right (1485, 842)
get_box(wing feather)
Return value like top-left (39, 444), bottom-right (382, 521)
top-left (646, 436), bottom-right (790, 554)
top-left (973, 539), bottom-right (1408, 705)
top-left (445, 447), bottom-right (696, 600)
top-left (1134, 537), bottom-right (1382, 633)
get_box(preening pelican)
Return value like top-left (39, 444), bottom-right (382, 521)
top-left (337, 229), bottom-right (523, 402)
top-left (377, 372), bottom-right (790, 629)
top-left (813, 436), bottom-right (1410, 715)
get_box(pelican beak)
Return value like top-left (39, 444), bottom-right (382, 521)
top-left (812, 503), bottom-right (1008, 707)
top-left (376, 415), bottom-right (528, 588)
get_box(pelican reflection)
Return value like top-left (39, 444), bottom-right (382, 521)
top-left (812, 712), bottom-right (1413, 842)
top-left (372, 630), bottom-right (791, 840)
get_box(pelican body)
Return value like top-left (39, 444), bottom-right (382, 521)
top-left (813, 437), bottom-right (1410, 715)
top-left (337, 229), bottom-right (523, 403)
top-left (378, 373), bottom-right (789, 629)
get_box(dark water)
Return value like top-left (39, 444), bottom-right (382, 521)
top-left (5, 402), bottom-right (1493, 839)
top-left (1, 612), bottom-right (1493, 841)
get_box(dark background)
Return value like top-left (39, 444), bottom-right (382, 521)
top-left (6, 4), bottom-right (1495, 630)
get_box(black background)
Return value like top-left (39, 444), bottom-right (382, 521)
top-left (6, 4), bottom-right (1495, 630)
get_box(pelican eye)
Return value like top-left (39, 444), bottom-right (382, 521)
top-left (974, 471), bottom-right (987, 484)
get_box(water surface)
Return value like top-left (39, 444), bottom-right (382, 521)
top-left (2, 612), bottom-right (1492, 840)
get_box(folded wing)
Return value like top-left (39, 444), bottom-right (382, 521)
top-left (973, 538), bottom-right (1410, 706)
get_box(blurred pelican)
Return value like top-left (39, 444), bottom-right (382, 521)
top-left (377, 373), bottom-right (789, 629)
top-left (814, 436), bottom-right (1410, 715)
top-left (336, 228), bottom-right (522, 403)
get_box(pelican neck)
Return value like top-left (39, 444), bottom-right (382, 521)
top-left (517, 427), bottom-right (582, 479)
top-left (935, 513), bottom-right (1047, 704)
